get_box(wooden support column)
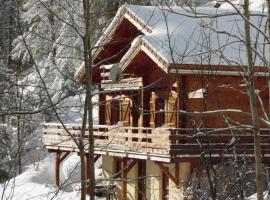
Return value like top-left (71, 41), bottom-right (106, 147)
top-left (55, 152), bottom-right (61, 187)
top-left (120, 159), bottom-right (137, 199)
top-left (121, 158), bottom-right (128, 200)
top-left (55, 151), bottom-right (70, 187)
top-left (99, 92), bottom-right (106, 125)
top-left (178, 76), bottom-right (188, 131)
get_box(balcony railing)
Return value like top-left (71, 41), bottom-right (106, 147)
top-left (42, 123), bottom-right (171, 161)
top-left (42, 123), bottom-right (270, 162)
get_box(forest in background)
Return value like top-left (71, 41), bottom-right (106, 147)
top-left (0, 0), bottom-right (208, 182)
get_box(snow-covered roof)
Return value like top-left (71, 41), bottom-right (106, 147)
top-left (75, 2), bottom-right (269, 81)
top-left (122, 5), bottom-right (268, 68)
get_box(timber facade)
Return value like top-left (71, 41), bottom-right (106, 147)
top-left (43, 5), bottom-right (270, 200)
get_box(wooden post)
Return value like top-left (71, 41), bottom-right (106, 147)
top-left (178, 76), bottom-right (187, 133)
top-left (99, 92), bottom-right (106, 125)
top-left (121, 158), bottom-right (128, 200)
top-left (55, 152), bottom-right (61, 187)
top-left (55, 151), bottom-right (70, 188)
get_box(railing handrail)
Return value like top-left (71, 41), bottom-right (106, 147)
top-left (44, 123), bottom-right (155, 131)
top-left (42, 123), bottom-right (270, 160)
top-left (44, 123), bottom-right (270, 132)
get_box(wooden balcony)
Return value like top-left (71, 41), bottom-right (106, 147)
top-left (43, 123), bottom-right (171, 162)
top-left (42, 123), bottom-right (270, 163)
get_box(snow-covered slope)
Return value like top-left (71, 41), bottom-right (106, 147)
top-left (0, 154), bottom-right (102, 200)
top-left (0, 90), bottom-right (100, 199)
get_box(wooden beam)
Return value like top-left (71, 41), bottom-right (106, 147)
top-left (59, 152), bottom-right (70, 163)
top-left (94, 155), bottom-right (101, 162)
top-left (154, 161), bottom-right (178, 186)
top-left (121, 158), bottom-right (128, 200)
top-left (175, 162), bottom-right (179, 186)
top-left (126, 159), bottom-right (137, 173)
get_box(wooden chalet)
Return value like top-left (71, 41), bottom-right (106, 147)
top-left (43, 5), bottom-right (270, 200)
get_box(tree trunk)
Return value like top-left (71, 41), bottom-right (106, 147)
top-left (79, 94), bottom-right (89, 200)
top-left (243, 1), bottom-right (264, 199)
top-left (16, 75), bottom-right (22, 175)
top-left (83, 0), bottom-right (95, 200)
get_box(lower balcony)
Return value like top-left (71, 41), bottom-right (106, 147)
top-left (42, 123), bottom-right (270, 163)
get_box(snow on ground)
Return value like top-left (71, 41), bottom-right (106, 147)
top-left (0, 154), bottom-right (103, 200)
top-left (0, 91), bottom-right (101, 199)
top-left (0, 91), bottom-right (101, 200)
top-left (247, 192), bottom-right (269, 200)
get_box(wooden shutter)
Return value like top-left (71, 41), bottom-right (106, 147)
top-left (167, 92), bottom-right (177, 127)
top-left (121, 99), bottom-right (130, 126)
top-left (150, 92), bottom-right (156, 128)
top-left (106, 101), bottom-right (111, 125)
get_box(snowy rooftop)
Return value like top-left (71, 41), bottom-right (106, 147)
top-left (75, 1), bottom-right (269, 80)
top-left (123, 4), bottom-right (268, 67)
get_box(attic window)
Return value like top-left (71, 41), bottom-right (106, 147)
top-left (188, 88), bottom-right (206, 99)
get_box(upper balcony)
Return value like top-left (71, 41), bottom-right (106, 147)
top-left (42, 123), bottom-right (270, 163)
